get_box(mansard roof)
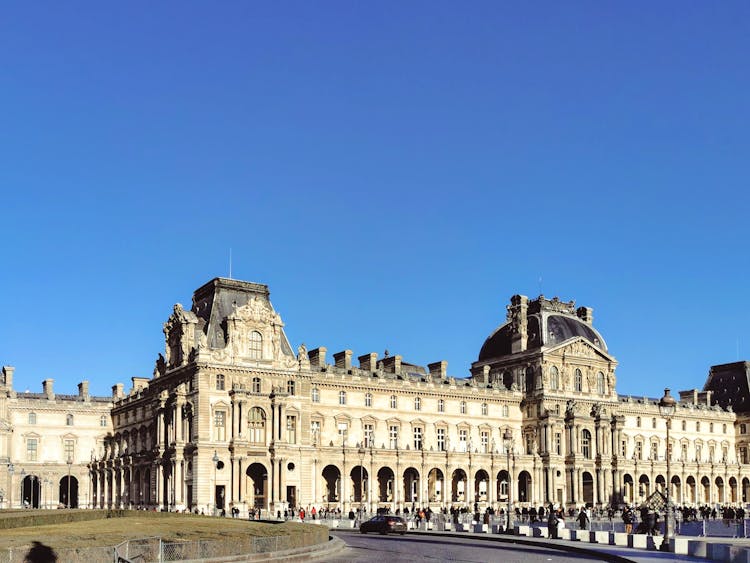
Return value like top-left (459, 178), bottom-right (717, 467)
top-left (703, 361), bottom-right (750, 413)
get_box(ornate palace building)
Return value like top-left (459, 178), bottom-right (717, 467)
top-left (5, 277), bottom-right (750, 513)
top-left (0, 368), bottom-right (114, 509)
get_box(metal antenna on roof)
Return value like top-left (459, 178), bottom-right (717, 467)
top-left (538, 276), bottom-right (543, 296)
top-left (229, 248), bottom-right (233, 279)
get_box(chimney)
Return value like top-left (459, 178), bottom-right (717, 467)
top-left (508, 295), bottom-right (529, 353)
top-left (428, 361), bottom-right (448, 379)
top-left (381, 355), bottom-right (402, 374)
top-left (308, 347), bottom-right (327, 368)
top-left (112, 383), bottom-right (124, 400)
top-left (78, 381), bottom-right (90, 400)
top-left (42, 379), bottom-right (55, 400)
top-left (1, 366), bottom-right (14, 387)
top-left (358, 352), bottom-right (378, 371)
top-left (333, 350), bottom-right (353, 370)
top-left (577, 306), bottom-right (594, 325)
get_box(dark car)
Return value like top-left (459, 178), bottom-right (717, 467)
top-left (359, 515), bottom-right (407, 535)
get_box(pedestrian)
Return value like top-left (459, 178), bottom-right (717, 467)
top-left (577, 507), bottom-right (590, 530)
top-left (622, 506), bottom-right (634, 534)
top-left (548, 506), bottom-right (559, 539)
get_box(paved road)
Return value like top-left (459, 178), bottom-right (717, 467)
top-left (328, 530), bottom-right (612, 563)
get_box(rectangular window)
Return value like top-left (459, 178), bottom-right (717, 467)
top-left (437, 428), bottom-right (446, 451)
top-left (480, 431), bottom-right (489, 453)
top-left (650, 442), bottom-right (658, 460)
top-left (682, 444), bottom-right (688, 461)
top-left (555, 433), bottom-right (562, 455)
top-left (413, 427), bottom-right (423, 450)
top-left (63, 439), bottom-right (74, 462)
top-left (621, 440), bottom-right (627, 457)
top-left (27, 438), bottom-right (38, 462)
top-left (741, 447), bottom-right (748, 464)
top-left (286, 416), bottom-right (296, 444)
top-left (438, 399), bottom-right (444, 413)
top-left (709, 446), bottom-right (715, 462)
top-left (502, 405), bottom-right (509, 417)
top-left (389, 425), bottom-right (399, 449)
top-left (214, 410), bottom-right (226, 441)
top-left (635, 442), bottom-right (643, 460)
top-left (458, 429), bottom-right (468, 452)
top-left (364, 424), bottom-right (373, 448)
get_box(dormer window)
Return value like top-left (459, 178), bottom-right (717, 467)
top-left (249, 331), bottom-right (263, 359)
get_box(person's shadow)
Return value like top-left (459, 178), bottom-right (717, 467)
top-left (25, 541), bottom-right (57, 563)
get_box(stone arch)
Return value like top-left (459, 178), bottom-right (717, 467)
top-left (59, 475), bottom-right (78, 508)
top-left (517, 470), bottom-right (532, 503)
top-left (322, 465), bottom-right (341, 504)
top-left (582, 471), bottom-right (594, 505)
top-left (497, 469), bottom-right (510, 502)
top-left (715, 476), bottom-right (725, 503)
top-left (638, 474), bottom-right (650, 499)
top-left (474, 469), bottom-right (489, 503)
top-left (701, 476), bottom-right (711, 503)
top-left (377, 466), bottom-right (395, 504)
top-left (623, 474), bottom-right (634, 504)
top-left (729, 476), bottom-right (738, 503)
top-left (427, 468), bottom-right (444, 503)
top-left (742, 477), bottom-right (750, 503)
top-left (349, 466), bottom-right (369, 505)
top-left (21, 475), bottom-right (41, 509)
top-left (671, 475), bottom-right (681, 503)
top-left (451, 468), bottom-right (467, 504)
top-left (403, 467), bottom-right (420, 504)
top-left (686, 475), bottom-right (697, 504)
top-left (246, 462), bottom-right (268, 508)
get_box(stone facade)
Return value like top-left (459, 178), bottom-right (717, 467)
top-left (8, 277), bottom-right (750, 514)
top-left (0, 367), bottom-right (114, 508)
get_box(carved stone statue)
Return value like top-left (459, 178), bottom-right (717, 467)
top-left (297, 343), bottom-right (308, 360)
top-left (566, 399), bottom-right (577, 417)
top-left (155, 353), bottom-right (166, 376)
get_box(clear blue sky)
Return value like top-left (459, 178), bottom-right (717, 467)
top-left (2, 2), bottom-right (748, 398)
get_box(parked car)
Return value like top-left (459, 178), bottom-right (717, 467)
top-left (359, 515), bottom-right (407, 535)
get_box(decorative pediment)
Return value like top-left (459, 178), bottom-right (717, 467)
top-left (547, 337), bottom-right (615, 363)
top-left (230, 296), bottom-right (278, 325)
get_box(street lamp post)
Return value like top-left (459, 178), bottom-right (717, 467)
top-left (66, 458), bottom-right (72, 508)
top-left (659, 388), bottom-right (677, 552)
top-left (7, 463), bottom-right (14, 509)
top-left (358, 446), bottom-right (365, 514)
top-left (212, 450), bottom-right (220, 516)
top-left (502, 428), bottom-right (514, 533)
top-left (20, 469), bottom-right (26, 508)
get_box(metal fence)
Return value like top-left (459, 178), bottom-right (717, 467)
top-left (113, 534), bottom-right (297, 562)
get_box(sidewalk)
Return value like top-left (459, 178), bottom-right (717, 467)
top-left (408, 529), bottom-right (710, 563)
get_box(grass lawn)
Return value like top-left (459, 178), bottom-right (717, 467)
top-left (0, 512), bottom-right (322, 550)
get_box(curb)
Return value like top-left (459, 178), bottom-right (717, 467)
top-left (335, 529), bottom-right (637, 563)
top-left (179, 536), bottom-right (346, 562)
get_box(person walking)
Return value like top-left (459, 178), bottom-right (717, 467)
top-left (577, 506), bottom-right (590, 531)
top-left (548, 506), bottom-right (559, 539)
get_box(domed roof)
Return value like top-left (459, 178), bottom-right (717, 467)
top-left (478, 311), bottom-right (606, 362)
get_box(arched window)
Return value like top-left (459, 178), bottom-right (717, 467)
top-left (66, 414), bottom-right (74, 426)
top-left (574, 369), bottom-right (582, 392)
top-left (365, 392), bottom-right (372, 407)
top-left (581, 429), bottom-right (592, 458)
top-left (249, 331), bottom-right (263, 359)
top-left (252, 377), bottom-right (261, 394)
top-left (414, 397), bottom-right (421, 411)
top-left (216, 373), bottom-right (225, 391)
top-left (550, 366), bottom-right (559, 391)
top-left (28, 412), bottom-right (36, 425)
top-left (286, 380), bottom-right (295, 395)
top-left (248, 407), bottom-right (266, 444)
top-left (311, 387), bottom-right (320, 403)
top-left (438, 399), bottom-right (445, 413)
top-left (596, 372), bottom-right (605, 395)
top-left (481, 403), bottom-right (488, 416)
top-left (460, 401), bottom-right (467, 415)
top-left (339, 391), bottom-right (346, 405)
top-left (390, 395), bottom-right (397, 409)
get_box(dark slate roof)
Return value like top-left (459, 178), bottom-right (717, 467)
top-left (703, 361), bottom-right (750, 413)
top-left (478, 313), bottom-right (606, 362)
